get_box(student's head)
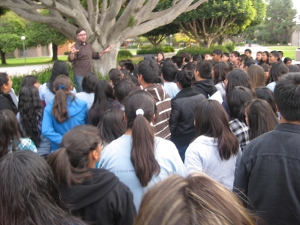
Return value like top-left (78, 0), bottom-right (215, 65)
top-left (269, 62), bottom-right (288, 82)
top-left (21, 75), bottom-right (39, 89)
top-left (137, 59), bottom-right (160, 85)
top-left (82, 72), bottom-right (99, 93)
top-left (204, 53), bottom-right (212, 60)
top-left (259, 63), bottom-right (270, 84)
top-left (134, 173), bottom-right (257, 225)
top-left (157, 52), bottom-right (165, 63)
top-left (124, 61), bottom-right (135, 73)
top-left (194, 100), bottom-right (239, 160)
top-left (192, 53), bottom-right (202, 62)
top-left (288, 65), bottom-right (300, 73)
top-left (225, 69), bottom-right (253, 95)
top-left (179, 52), bottom-right (192, 64)
top-left (255, 87), bottom-right (277, 114)
top-left (212, 61), bottom-right (229, 85)
top-left (0, 109), bottom-right (23, 158)
top-left (52, 75), bottom-right (75, 123)
top-left (48, 61), bottom-right (70, 94)
top-left (278, 51), bottom-right (283, 59)
top-left (247, 65), bottom-right (265, 88)
top-left (256, 51), bottom-right (262, 61)
top-left (227, 86), bottom-right (254, 122)
top-left (241, 58), bottom-right (255, 71)
top-left (229, 51), bottom-right (240, 64)
top-left (269, 50), bottom-right (280, 64)
top-left (195, 60), bottom-right (212, 79)
top-left (0, 72), bottom-right (12, 94)
top-left (0, 151), bottom-right (83, 225)
top-left (161, 61), bottom-right (178, 82)
top-left (171, 55), bottom-right (183, 68)
top-left (108, 68), bottom-right (123, 87)
top-left (274, 73), bottom-right (300, 121)
top-left (125, 90), bottom-right (160, 187)
top-left (97, 108), bottom-right (126, 146)
top-left (212, 49), bottom-right (222, 61)
top-left (221, 52), bottom-right (229, 62)
top-left (244, 49), bottom-right (252, 58)
top-left (18, 85), bottom-right (43, 148)
top-left (284, 57), bottom-right (292, 67)
top-left (245, 99), bottom-right (279, 140)
top-left (183, 61), bottom-right (197, 73)
top-left (261, 51), bottom-right (269, 63)
top-left (114, 79), bottom-right (137, 105)
top-left (47, 125), bottom-right (102, 187)
top-left (176, 70), bottom-right (193, 89)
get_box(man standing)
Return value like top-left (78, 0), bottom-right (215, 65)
top-left (229, 51), bottom-right (240, 68)
top-left (234, 73), bottom-right (300, 224)
top-left (68, 28), bottom-right (112, 92)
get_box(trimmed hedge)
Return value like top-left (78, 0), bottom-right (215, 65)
top-left (177, 43), bottom-right (235, 56)
top-left (137, 46), bottom-right (175, 55)
top-left (117, 50), bottom-right (133, 58)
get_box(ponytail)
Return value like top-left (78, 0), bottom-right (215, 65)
top-left (47, 147), bottom-right (92, 187)
top-left (131, 114), bottom-right (160, 187)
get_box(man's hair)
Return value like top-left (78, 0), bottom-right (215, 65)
top-left (76, 28), bottom-right (85, 35)
top-left (179, 52), bottom-right (192, 63)
top-left (270, 50), bottom-right (280, 61)
top-left (274, 73), bottom-right (300, 121)
top-left (245, 49), bottom-right (252, 54)
top-left (137, 59), bottom-right (159, 84)
top-left (278, 50), bottom-right (283, 57)
top-left (171, 55), bottom-right (183, 68)
top-left (193, 54), bottom-right (202, 61)
top-left (161, 61), bottom-right (178, 82)
top-left (213, 49), bottom-right (222, 56)
top-left (244, 58), bottom-right (255, 68)
top-left (196, 60), bottom-right (212, 79)
top-left (230, 51), bottom-right (240, 58)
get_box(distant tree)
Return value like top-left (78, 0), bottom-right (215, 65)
top-left (0, 11), bottom-right (26, 64)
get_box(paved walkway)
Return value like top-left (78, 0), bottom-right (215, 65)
top-left (0, 64), bottom-right (53, 77)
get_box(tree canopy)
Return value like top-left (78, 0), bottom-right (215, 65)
top-left (0, 0), bottom-right (208, 75)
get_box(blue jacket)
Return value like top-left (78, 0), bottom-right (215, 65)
top-left (42, 96), bottom-right (88, 151)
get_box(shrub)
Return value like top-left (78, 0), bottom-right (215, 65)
top-left (137, 46), bottom-right (175, 55)
top-left (177, 44), bottom-right (235, 57)
top-left (64, 51), bottom-right (70, 55)
top-left (117, 50), bottom-right (133, 58)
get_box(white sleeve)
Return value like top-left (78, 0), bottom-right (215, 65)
top-left (185, 144), bottom-right (203, 174)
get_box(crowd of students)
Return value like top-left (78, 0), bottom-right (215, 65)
top-left (0, 47), bottom-right (300, 224)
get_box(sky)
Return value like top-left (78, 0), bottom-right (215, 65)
top-left (293, 0), bottom-right (300, 21)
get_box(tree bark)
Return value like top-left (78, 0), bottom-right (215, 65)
top-left (0, 49), bottom-right (6, 64)
top-left (52, 43), bottom-right (58, 61)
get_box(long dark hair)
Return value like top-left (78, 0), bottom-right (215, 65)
top-left (18, 86), bottom-right (43, 147)
top-left (213, 61), bottom-right (229, 85)
top-left (245, 99), bottom-right (279, 140)
top-left (125, 90), bottom-right (160, 187)
top-left (47, 61), bottom-right (70, 94)
top-left (226, 69), bottom-right (254, 96)
top-left (52, 75), bottom-right (75, 123)
top-left (0, 151), bottom-right (85, 225)
top-left (97, 108), bottom-right (126, 146)
top-left (89, 80), bottom-right (119, 126)
top-left (47, 125), bottom-right (101, 187)
top-left (194, 100), bottom-right (239, 160)
top-left (0, 110), bottom-right (23, 158)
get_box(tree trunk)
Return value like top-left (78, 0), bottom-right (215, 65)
top-left (52, 43), bottom-right (58, 61)
top-left (92, 41), bottom-right (121, 77)
top-left (0, 50), bottom-right (6, 64)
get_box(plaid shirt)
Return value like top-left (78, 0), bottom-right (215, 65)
top-left (9, 138), bottom-right (37, 153)
top-left (229, 119), bottom-right (249, 151)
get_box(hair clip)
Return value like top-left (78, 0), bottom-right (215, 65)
top-left (136, 109), bottom-right (144, 116)
top-left (57, 84), bottom-right (65, 90)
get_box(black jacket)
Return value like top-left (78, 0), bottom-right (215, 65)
top-left (234, 123), bottom-right (300, 224)
top-left (192, 79), bottom-right (217, 98)
top-left (60, 168), bottom-right (136, 225)
top-left (169, 87), bottom-right (206, 147)
top-left (0, 91), bottom-right (17, 114)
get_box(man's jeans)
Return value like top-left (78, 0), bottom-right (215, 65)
top-left (74, 75), bottom-right (83, 92)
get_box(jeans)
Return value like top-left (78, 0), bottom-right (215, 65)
top-left (74, 75), bottom-right (83, 92)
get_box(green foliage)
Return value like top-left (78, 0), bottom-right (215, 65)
top-left (117, 50), bottom-right (133, 58)
top-left (137, 46), bottom-right (175, 54)
top-left (129, 15), bottom-right (134, 28)
top-left (177, 44), bottom-right (235, 56)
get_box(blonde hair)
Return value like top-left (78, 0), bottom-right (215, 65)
top-left (134, 173), bottom-right (258, 225)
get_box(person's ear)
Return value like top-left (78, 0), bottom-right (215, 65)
top-left (123, 112), bottom-right (128, 122)
top-left (275, 104), bottom-right (280, 113)
top-left (151, 113), bottom-right (156, 123)
top-left (92, 149), bottom-right (99, 161)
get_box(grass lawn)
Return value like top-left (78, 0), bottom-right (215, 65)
top-left (0, 56), bottom-right (68, 67)
top-left (266, 46), bottom-right (298, 60)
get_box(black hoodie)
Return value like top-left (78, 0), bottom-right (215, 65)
top-left (59, 168), bottom-right (136, 225)
top-left (192, 79), bottom-right (217, 99)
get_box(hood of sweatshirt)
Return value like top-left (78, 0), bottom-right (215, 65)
top-left (144, 84), bottom-right (170, 102)
top-left (59, 168), bottom-right (119, 210)
top-left (193, 79), bottom-right (217, 98)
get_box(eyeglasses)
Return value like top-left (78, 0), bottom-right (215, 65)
top-left (77, 33), bottom-right (86, 37)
